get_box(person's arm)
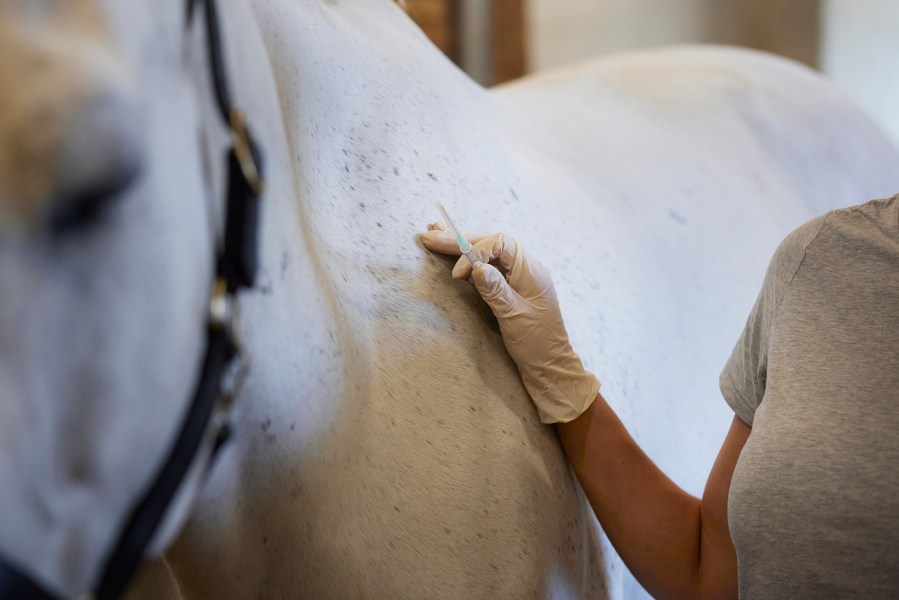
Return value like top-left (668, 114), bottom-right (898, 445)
top-left (558, 400), bottom-right (749, 600)
top-left (421, 228), bottom-right (748, 599)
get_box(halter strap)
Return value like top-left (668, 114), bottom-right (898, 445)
top-left (93, 327), bottom-right (238, 600)
top-left (93, 0), bottom-right (264, 596)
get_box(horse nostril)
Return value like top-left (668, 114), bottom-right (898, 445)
top-left (49, 90), bottom-right (144, 234)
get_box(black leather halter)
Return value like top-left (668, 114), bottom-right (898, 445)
top-left (0, 0), bottom-right (264, 597)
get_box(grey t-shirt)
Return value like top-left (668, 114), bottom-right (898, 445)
top-left (720, 195), bottom-right (899, 598)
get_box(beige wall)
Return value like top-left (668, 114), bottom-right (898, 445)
top-left (526, 0), bottom-right (819, 71)
top-left (525, 0), bottom-right (899, 151)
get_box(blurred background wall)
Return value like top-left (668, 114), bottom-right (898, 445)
top-left (820, 0), bottom-right (899, 153)
top-left (401, 0), bottom-right (899, 150)
top-left (529, 0), bottom-right (818, 71)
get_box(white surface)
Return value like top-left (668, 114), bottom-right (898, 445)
top-left (821, 0), bottom-right (899, 152)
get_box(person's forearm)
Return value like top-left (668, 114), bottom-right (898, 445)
top-left (556, 394), bottom-right (713, 599)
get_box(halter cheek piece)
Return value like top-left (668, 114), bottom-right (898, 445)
top-left (0, 0), bottom-right (264, 597)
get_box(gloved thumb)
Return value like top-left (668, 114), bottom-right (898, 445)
top-left (470, 263), bottom-right (520, 318)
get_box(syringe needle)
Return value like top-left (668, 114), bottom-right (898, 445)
top-left (436, 202), bottom-right (482, 267)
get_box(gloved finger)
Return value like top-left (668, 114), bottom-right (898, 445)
top-left (470, 263), bottom-right (521, 319)
top-left (420, 229), bottom-right (490, 257)
top-left (463, 232), bottom-right (490, 245)
top-left (421, 230), bottom-right (463, 255)
top-left (450, 232), bottom-right (518, 280)
top-left (508, 250), bottom-right (554, 301)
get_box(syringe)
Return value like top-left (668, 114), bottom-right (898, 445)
top-left (436, 202), bottom-right (482, 267)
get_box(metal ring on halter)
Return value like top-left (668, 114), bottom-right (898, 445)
top-left (229, 108), bottom-right (264, 197)
top-left (209, 276), bottom-right (233, 331)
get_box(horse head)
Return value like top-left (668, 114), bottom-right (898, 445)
top-left (0, 0), bottom-right (246, 596)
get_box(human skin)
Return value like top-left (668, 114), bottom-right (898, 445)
top-left (557, 398), bottom-right (751, 599)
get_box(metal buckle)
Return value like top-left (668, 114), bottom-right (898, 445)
top-left (217, 351), bottom-right (249, 412)
top-left (208, 274), bottom-right (244, 383)
top-left (208, 277), bottom-right (232, 331)
top-left (229, 109), bottom-right (264, 197)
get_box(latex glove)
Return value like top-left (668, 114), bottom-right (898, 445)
top-left (421, 225), bottom-right (600, 423)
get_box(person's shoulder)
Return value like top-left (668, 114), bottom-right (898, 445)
top-left (776, 212), bottom-right (828, 260)
top-left (767, 211), bottom-right (828, 283)
top-left (830, 193), bottom-right (899, 217)
top-left (801, 194), bottom-right (899, 264)
top-left (777, 194), bottom-right (897, 260)
top-left (762, 194), bottom-right (897, 303)
top-left (824, 194), bottom-right (899, 241)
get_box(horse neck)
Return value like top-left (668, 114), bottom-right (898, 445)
top-left (247, 0), bottom-right (521, 243)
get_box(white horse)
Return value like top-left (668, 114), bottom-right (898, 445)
top-left (2, 0), bottom-right (897, 599)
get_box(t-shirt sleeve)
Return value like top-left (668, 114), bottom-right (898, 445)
top-left (719, 214), bottom-right (827, 426)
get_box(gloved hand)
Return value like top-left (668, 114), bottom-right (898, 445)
top-left (421, 225), bottom-right (600, 423)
